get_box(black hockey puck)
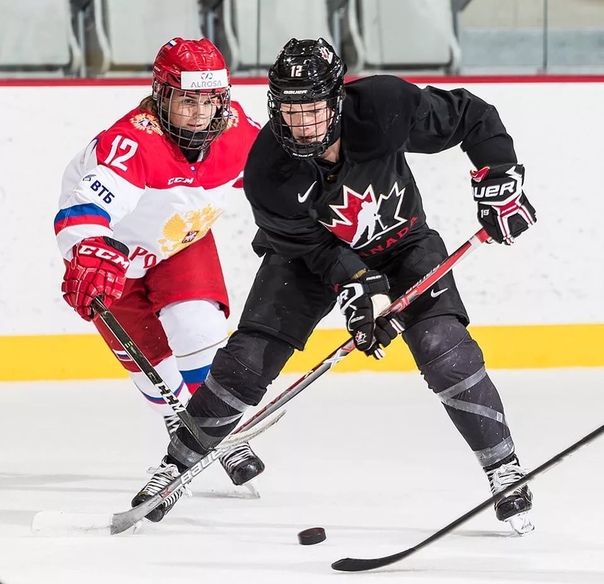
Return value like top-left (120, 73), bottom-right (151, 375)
top-left (297, 526), bottom-right (326, 545)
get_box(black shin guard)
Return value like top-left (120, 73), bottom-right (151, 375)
top-left (168, 331), bottom-right (294, 467)
top-left (403, 316), bottom-right (515, 468)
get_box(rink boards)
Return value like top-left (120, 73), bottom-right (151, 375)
top-left (1, 78), bottom-right (604, 381)
top-left (2, 323), bottom-right (603, 381)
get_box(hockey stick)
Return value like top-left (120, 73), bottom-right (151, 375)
top-left (91, 297), bottom-right (213, 449)
top-left (93, 298), bottom-right (267, 502)
top-left (332, 421), bottom-right (604, 572)
top-left (223, 227), bottom-right (491, 428)
top-left (32, 300), bottom-right (286, 536)
top-left (33, 227), bottom-right (488, 536)
top-left (31, 409), bottom-right (285, 536)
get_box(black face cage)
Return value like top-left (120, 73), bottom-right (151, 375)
top-left (267, 85), bottom-right (344, 159)
top-left (154, 84), bottom-right (231, 153)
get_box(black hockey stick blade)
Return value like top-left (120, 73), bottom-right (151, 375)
top-left (332, 420), bottom-right (604, 572)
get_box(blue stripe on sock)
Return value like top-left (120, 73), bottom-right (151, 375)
top-left (139, 380), bottom-right (185, 404)
top-left (181, 365), bottom-right (211, 385)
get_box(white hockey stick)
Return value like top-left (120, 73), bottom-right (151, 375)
top-left (31, 409), bottom-right (285, 535)
top-left (32, 228), bottom-right (488, 536)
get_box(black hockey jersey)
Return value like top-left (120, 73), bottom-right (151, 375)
top-left (243, 75), bottom-right (517, 288)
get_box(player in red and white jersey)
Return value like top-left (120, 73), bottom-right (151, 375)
top-left (54, 37), bottom-right (265, 491)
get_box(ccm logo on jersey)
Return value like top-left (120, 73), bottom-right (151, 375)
top-left (168, 177), bottom-right (194, 185)
top-left (79, 245), bottom-right (130, 268)
top-left (90, 180), bottom-right (115, 204)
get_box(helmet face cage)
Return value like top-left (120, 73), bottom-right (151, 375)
top-left (151, 38), bottom-right (231, 152)
top-left (267, 38), bottom-right (346, 159)
top-left (153, 82), bottom-right (231, 152)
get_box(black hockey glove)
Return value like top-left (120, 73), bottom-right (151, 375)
top-left (336, 270), bottom-right (404, 360)
top-left (471, 163), bottom-right (536, 245)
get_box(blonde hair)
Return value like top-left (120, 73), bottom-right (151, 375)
top-left (139, 95), bottom-right (158, 114)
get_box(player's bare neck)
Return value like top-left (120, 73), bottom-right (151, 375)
top-left (320, 139), bottom-right (341, 164)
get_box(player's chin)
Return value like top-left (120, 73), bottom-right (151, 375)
top-left (294, 136), bottom-right (322, 145)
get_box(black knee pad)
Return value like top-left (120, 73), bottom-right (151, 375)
top-left (210, 330), bottom-right (294, 406)
top-left (174, 331), bottom-right (294, 461)
top-left (403, 315), bottom-right (485, 392)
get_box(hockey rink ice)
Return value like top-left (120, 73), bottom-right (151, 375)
top-left (1, 368), bottom-right (603, 584)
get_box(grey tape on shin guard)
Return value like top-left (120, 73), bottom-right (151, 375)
top-left (167, 410), bottom-right (244, 467)
top-left (437, 367), bottom-right (515, 466)
top-left (167, 374), bottom-right (249, 468)
top-left (167, 332), bottom-right (294, 468)
top-left (438, 367), bottom-right (505, 425)
top-left (167, 430), bottom-right (219, 468)
top-left (204, 372), bottom-right (250, 413)
top-left (405, 317), bottom-right (515, 468)
top-left (473, 436), bottom-right (516, 467)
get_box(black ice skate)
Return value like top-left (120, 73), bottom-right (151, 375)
top-left (219, 442), bottom-right (265, 486)
top-left (486, 455), bottom-right (534, 535)
top-left (131, 456), bottom-right (190, 522)
top-left (163, 414), bottom-right (266, 488)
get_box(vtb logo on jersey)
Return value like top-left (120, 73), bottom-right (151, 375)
top-left (320, 182), bottom-right (408, 249)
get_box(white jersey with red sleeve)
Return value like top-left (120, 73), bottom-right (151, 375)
top-left (55, 100), bottom-right (260, 278)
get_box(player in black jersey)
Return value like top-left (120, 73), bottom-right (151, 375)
top-left (133, 38), bottom-right (536, 533)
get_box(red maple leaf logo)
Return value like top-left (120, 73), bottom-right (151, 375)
top-left (320, 182), bottom-right (407, 249)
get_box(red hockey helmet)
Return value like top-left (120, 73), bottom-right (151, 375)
top-left (152, 38), bottom-right (231, 153)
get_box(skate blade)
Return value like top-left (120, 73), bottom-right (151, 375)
top-left (31, 511), bottom-right (123, 536)
top-left (507, 511), bottom-right (535, 535)
top-left (242, 479), bottom-right (261, 499)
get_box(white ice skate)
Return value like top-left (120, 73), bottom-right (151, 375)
top-left (486, 456), bottom-right (535, 535)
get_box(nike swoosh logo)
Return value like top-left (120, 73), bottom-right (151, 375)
top-left (297, 181), bottom-right (317, 203)
top-left (430, 287), bottom-right (448, 298)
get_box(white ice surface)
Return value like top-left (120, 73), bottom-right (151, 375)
top-left (1, 369), bottom-right (603, 584)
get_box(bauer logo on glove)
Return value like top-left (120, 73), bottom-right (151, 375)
top-left (470, 163), bottom-right (536, 245)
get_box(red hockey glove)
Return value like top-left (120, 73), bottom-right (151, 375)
top-left (336, 270), bottom-right (404, 360)
top-left (471, 163), bottom-right (536, 245)
top-left (62, 236), bottom-right (130, 321)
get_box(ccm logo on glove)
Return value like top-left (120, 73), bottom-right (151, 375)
top-left (77, 243), bottom-right (130, 267)
top-left (62, 236), bottom-right (130, 321)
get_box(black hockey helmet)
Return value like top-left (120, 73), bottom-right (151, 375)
top-left (267, 38), bottom-right (347, 158)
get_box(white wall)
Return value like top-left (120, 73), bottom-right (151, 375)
top-left (1, 80), bottom-right (603, 336)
